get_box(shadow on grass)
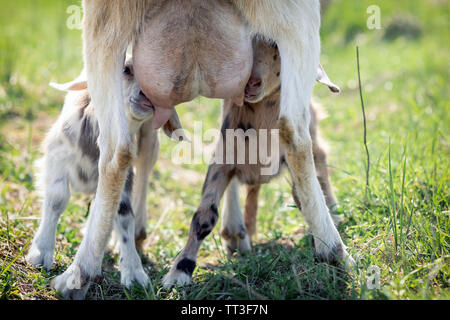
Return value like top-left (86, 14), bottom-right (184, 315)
top-left (97, 235), bottom-right (357, 300)
top-left (4, 210), bottom-right (356, 300)
top-left (191, 237), bottom-right (355, 300)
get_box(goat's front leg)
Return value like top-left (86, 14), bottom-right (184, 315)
top-left (220, 177), bottom-right (252, 256)
top-left (162, 165), bottom-right (232, 288)
top-left (51, 2), bottom-right (139, 299)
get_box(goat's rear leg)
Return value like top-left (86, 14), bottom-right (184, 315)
top-left (163, 165), bottom-right (231, 287)
top-left (220, 178), bottom-right (252, 256)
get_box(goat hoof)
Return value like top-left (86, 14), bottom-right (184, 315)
top-left (51, 265), bottom-right (91, 300)
top-left (120, 265), bottom-right (149, 289)
top-left (26, 244), bottom-right (54, 271)
top-left (221, 225), bottom-right (252, 257)
top-left (162, 269), bottom-right (191, 289)
top-left (315, 241), bottom-right (355, 271)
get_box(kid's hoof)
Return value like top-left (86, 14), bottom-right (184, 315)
top-left (221, 225), bottom-right (252, 257)
top-left (162, 269), bottom-right (192, 289)
top-left (26, 245), bottom-right (54, 271)
top-left (120, 265), bottom-right (149, 289)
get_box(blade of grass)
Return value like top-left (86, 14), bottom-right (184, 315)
top-left (356, 46), bottom-right (370, 202)
top-left (388, 138), bottom-right (398, 251)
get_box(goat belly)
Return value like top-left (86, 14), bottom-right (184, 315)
top-left (132, 0), bottom-right (253, 109)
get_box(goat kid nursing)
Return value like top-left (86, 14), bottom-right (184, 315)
top-left (26, 58), bottom-right (184, 289)
top-left (163, 38), bottom-right (346, 287)
top-left (45, 0), bottom-right (355, 299)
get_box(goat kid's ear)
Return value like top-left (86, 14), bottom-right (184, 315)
top-left (162, 109), bottom-right (191, 143)
top-left (49, 69), bottom-right (88, 92)
top-left (316, 64), bottom-right (340, 93)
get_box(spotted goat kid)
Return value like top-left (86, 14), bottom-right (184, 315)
top-left (163, 38), bottom-right (343, 287)
top-left (26, 58), bottom-right (184, 288)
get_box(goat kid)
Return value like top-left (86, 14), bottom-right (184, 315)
top-left (27, 58), bottom-right (184, 295)
top-left (163, 38), bottom-right (345, 286)
top-left (222, 40), bottom-right (342, 256)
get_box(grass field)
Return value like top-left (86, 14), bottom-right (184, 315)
top-left (0, 0), bottom-right (448, 300)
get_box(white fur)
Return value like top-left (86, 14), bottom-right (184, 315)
top-left (220, 178), bottom-right (251, 256)
top-left (114, 204), bottom-right (149, 288)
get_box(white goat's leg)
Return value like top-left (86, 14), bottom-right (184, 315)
top-left (220, 177), bottom-right (251, 256)
top-left (27, 174), bottom-right (70, 270)
top-left (234, 0), bottom-right (353, 268)
top-left (132, 120), bottom-right (159, 250)
top-left (51, 2), bottom-right (140, 299)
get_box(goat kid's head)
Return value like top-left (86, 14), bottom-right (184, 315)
top-left (244, 38), bottom-right (341, 104)
top-left (244, 39), bottom-right (281, 104)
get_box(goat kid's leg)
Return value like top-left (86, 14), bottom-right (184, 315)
top-left (244, 184), bottom-right (261, 240)
top-left (51, 151), bottom-right (137, 299)
top-left (312, 139), bottom-right (341, 225)
top-left (309, 103), bottom-right (340, 225)
top-left (114, 169), bottom-right (149, 288)
top-left (163, 165), bottom-right (231, 287)
top-left (220, 177), bottom-right (251, 256)
top-left (280, 118), bottom-right (353, 268)
top-left (27, 175), bottom-right (70, 270)
top-left (132, 120), bottom-right (159, 251)
top-left (51, 2), bottom-right (142, 299)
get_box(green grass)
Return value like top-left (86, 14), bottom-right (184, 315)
top-left (0, 0), bottom-right (449, 300)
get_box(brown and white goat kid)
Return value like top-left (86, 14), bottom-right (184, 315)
top-left (220, 40), bottom-right (342, 256)
top-left (163, 38), bottom-right (343, 286)
top-left (26, 58), bottom-right (184, 290)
